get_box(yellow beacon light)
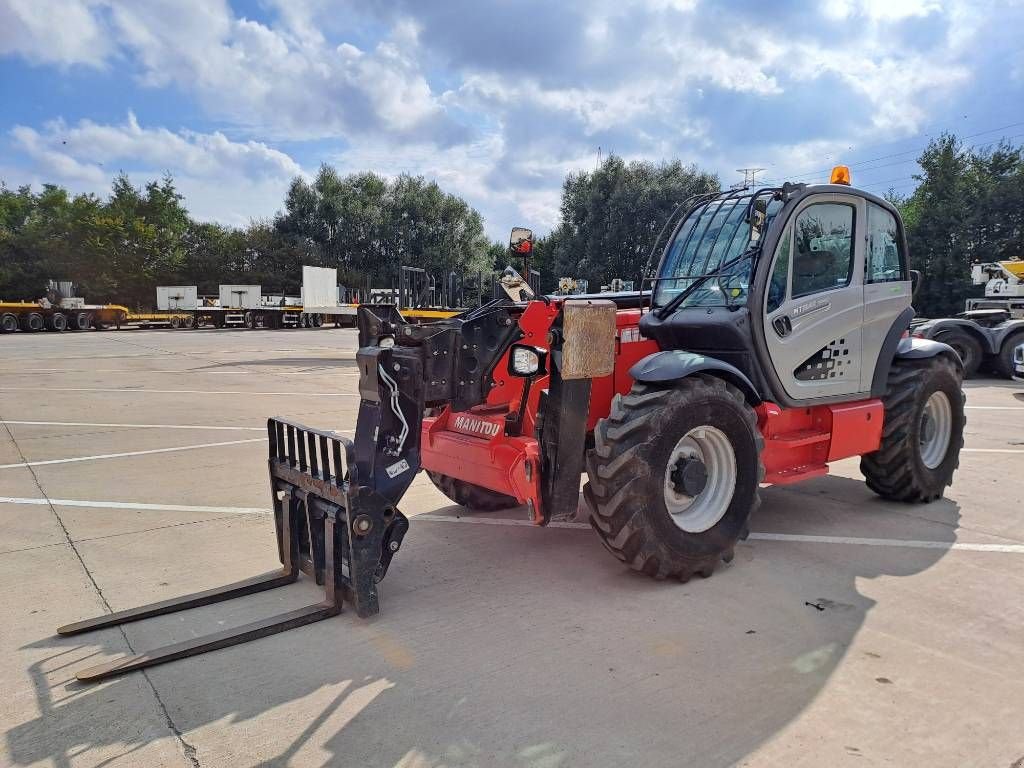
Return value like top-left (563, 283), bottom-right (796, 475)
top-left (830, 165), bottom-right (852, 185)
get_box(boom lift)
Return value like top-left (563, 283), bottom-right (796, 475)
top-left (60, 166), bottom-right (965, 681)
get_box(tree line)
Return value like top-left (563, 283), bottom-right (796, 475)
top-left (2, 134), bottom-right (1021, 316)
top-left (0, 166), bottom-right (499, 308)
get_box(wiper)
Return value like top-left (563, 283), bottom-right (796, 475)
top-left (655, 246), bottom-right (757, 319)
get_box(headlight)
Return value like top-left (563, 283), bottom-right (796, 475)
top-left (508, 344), bottom-right (546, 377)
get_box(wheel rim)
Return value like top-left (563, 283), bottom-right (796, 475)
top-left (919, 390), bottom-right (953, 469)
top-left (663, 425), bottom-right (736, 533)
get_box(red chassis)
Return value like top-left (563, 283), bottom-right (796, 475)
top-left (421, 300), bottom-right (884, 524)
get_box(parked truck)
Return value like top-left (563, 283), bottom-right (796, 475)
top-left (912, 259), bottom-right (1024, 377)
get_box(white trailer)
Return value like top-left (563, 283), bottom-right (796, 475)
top-left (156, 286), bottom-right (199, 311)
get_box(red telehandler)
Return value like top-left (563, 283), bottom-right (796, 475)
top-left (60, 169), bottom-right (964, 681)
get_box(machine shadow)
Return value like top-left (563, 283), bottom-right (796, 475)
top-left (8, 473), bottom-right (960, 767)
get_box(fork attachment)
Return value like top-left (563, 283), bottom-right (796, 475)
top-left (55, 305), bottom-right (440, 679)
top-left (58, 309), bottom-right (426, 681)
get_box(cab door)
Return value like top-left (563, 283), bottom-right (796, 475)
top-left (763, 193), bottom-right (867, 400)
top-left (861, 202), bottom-right (912, 391)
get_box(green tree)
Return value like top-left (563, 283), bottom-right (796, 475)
top-left (548, 155), bottom-right (719, 289)
top-left (899, 134), bottom-right (1024, 316)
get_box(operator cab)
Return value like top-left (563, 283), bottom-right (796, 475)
top-left (641, 167), bottom-right (912, 407)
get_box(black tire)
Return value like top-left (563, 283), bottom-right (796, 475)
top-left (426, 470), bottom-right (519, 511)
top-left (0, 313), bottom-right (18, 333)
top-left (74, 311), bottom-right (92, 330)
top-left (861, 355), bottom-right (964, 502)
top-left (46, 313), bottom-right (68, 331)
top-left (584, 376), bottom-right (763, 581)
top-left (994, 331), bottom-right (1024, 379)
top-left (934, 329), bottom-right (982, 378)
top-left (22, 312), bottom-right (44, 332)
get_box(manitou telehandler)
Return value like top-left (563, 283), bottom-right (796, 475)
top-left (61, 167), bottom-right (965, 682)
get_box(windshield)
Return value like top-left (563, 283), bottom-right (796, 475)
top-left (653, 192), bottom-right (782, 308)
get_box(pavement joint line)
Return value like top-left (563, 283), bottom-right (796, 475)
top-left (412, 514), bottom-right (1024, 552)
top-left (0, 418), bottom-right (202, 768)
top-left (0, 438), bottom-right (265, 470)
top-left (960, 448), bottom-right (1024, 454)
top-left (0, 369), bottom-right (358, 376)
top-left (963, 405), bottom-right (1024, 410)
top-left (0, 387), bottom-right (358, 397)
top-left (0, 420), bottom-right (267, 431)
top-left (0, 497), bottom-right (271, 514)
top-left (4, 497), bottom-right (1019, 554)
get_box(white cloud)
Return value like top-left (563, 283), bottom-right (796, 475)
top-left (9, 114), bottom-right (304, 224)
top-left (0, 0), bottom-right (110, 66)
top-left (12, 113), bottom-right (301, 180)
top-left (823, 0), bottom-right (941, 21)
top-left (96, 0), bottom-right (453, 141)
top-left (1, 0), bottom-right (1018, 235)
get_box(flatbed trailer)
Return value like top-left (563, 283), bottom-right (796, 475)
top-left (0, 301), bottom-right (130, 333)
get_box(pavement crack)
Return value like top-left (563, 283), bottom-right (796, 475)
top-left (0, 420), bottom-right (203, 768)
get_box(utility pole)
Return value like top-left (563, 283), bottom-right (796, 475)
top-left (733, 167), bottom-right (766, 189)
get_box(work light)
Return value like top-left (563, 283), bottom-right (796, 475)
top-left (508, 344), bottom-right (546, 377)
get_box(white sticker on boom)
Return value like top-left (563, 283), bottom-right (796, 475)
top-left (386, 459), bottom-right (411, 478)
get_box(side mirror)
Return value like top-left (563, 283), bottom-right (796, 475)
top-left (748, 198), bottom-right (768, 243)
top-left (509, 227), bottom-right (534, 255)
top-left (910, 269), bottom-right (921, 298)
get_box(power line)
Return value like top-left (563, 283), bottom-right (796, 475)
top-left (763, 119), bottom-right (1024, 183)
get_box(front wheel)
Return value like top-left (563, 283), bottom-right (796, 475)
top-left (584, 376), bottom-right (763, 581)
top-left (426, 471), bottom-right (519, 511)
top-left (861, 355), bottom-right (964, 502)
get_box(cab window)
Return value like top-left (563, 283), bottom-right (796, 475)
top-left (766, 223), bottom-right (791, 314)
top-left (866, 203), bottom-right (906, 283)
top-left (791, 203), bottom-right (855, 298)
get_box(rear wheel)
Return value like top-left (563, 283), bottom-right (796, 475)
top-left (861, 355), bottom-right (964, 502)
top-left (584, 376), bottom-right (763, 581)
top-left (426, 471), bottom-right (519, 511)
top-left (994, 331), bottom-right (1024, 379)
top-left (0, 313), bottom-right (18, 333)
top-left (47, 313), bottom-right (68, 331)
top-left (934, 329), bottom-right (981, 378)
top-left (74, 311), bottom-right (93, 330)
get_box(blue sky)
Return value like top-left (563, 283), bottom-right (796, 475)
top-left (2, 0), bottom-right (1023, 239)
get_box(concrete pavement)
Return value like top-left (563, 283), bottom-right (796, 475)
top-left (1, 327), bottom-right (1022, 767)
